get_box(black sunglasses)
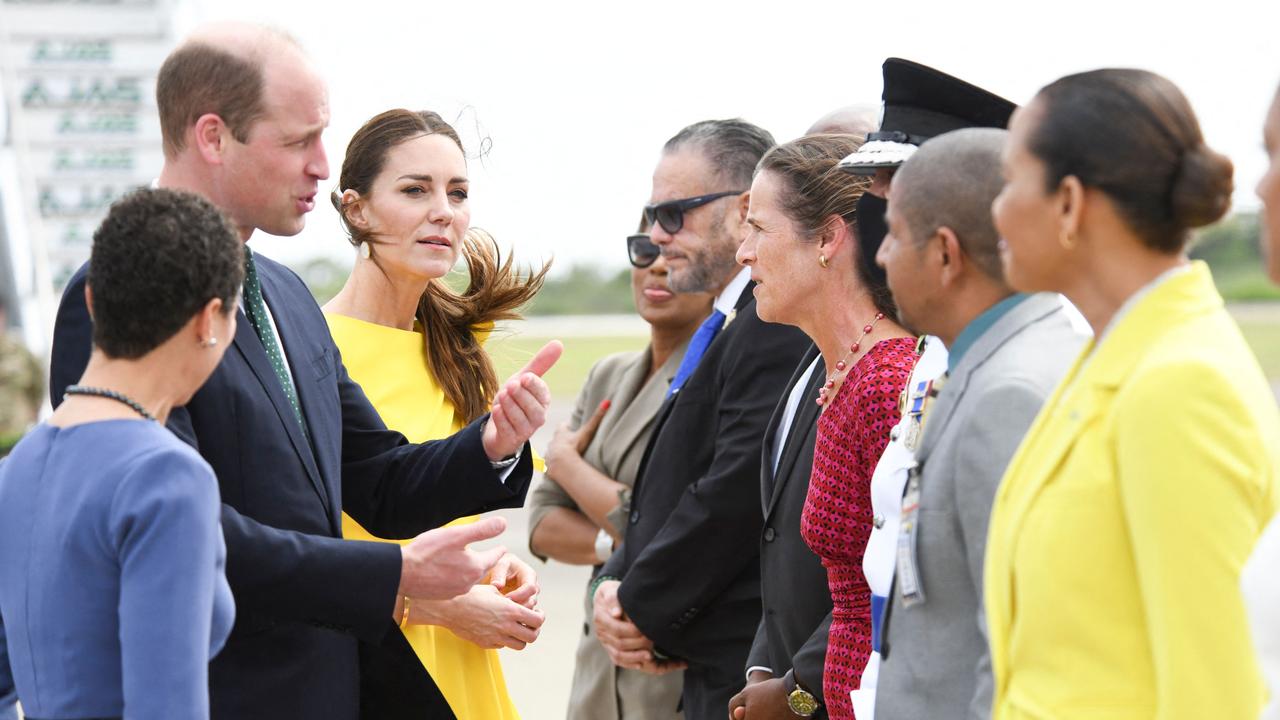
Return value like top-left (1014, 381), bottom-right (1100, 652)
top-left (627, 233), bottom-right (660, 268)
top-left (643, 190), bottom-right (744, 235)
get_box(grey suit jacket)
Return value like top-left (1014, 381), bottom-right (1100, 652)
top-left (875, 294), bottom-right (1084, 720)
top-left (527, 344), bottom-right (688, 720)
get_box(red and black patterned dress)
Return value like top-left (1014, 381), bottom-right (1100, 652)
top-left (802, 337), bottom-right (917, 719)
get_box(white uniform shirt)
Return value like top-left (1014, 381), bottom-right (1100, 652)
top-left (851, 337), bottom-right (948, 718)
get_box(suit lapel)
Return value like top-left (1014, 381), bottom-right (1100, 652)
top-left (593, 350), bottom-right (666, 478)
top-left (758, 386), bottom-right (788, 509)
top-left (766, 350), bottom-right (824, 517)
top-left (633, 287), bottom-right (755, 505)
top-left (990, 266), bottom-right (1222, 660)
top-left (985, 341), bottom-right (1092, 692)
top-left (240, 269), bottom-right (333, 518)
top-left (916, 294), bottom-right (1063, 463)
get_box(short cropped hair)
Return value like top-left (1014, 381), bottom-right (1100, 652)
top-left (89, 188), bottom-right (244, 359)
top-left (892, 128), bottom-right (1009, 282)
top-left (156, 42), bottom-right (265, 157)
top-left (664, 119), bottom-right (776, 192)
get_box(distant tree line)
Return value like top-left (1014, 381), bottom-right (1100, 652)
top-left (1189, 211), bottom-right (1279, 301)
top-left (296, 211), bottom-right (1277, 313)
top-left (299, 256), bottom-right (636, 315)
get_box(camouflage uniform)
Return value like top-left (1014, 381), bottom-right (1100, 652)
top-left (0, 332), bottom-right (43, 453)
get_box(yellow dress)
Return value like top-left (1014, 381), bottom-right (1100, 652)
top-left (326, 313), bottom-right (520, 720)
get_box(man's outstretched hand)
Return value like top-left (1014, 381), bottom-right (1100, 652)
top-left (399, 516), bottom-right (508, 601)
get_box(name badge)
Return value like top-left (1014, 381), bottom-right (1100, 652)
top-left (896, 465), bottom-right (926, 607)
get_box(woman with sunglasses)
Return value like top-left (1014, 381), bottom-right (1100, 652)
top-left (529, 216), bottom-right (712, 720)
top-left (986, 69), bottom-right (1279, 719)
top-left (324, 108), bottom-right (549, 719)
top-left (0, 188), bottom-right (240, 719)
top-left (736, 134), bottom-right (917, 719)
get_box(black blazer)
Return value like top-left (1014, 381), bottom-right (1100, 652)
top-left (50, 254), bottom-right (532, 720)
top-left (745, 343), bottom-right (833, 717)
top-left (600, 284), bottom-right (809, 716)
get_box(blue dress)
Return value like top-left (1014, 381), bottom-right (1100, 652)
top-left (0, 420), bottom-right (234, 719)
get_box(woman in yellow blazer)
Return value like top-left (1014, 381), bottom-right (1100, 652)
top-left (987, 68), bottom-right (1280, 719)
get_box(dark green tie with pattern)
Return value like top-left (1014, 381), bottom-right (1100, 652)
top-left (243, 246), bottom-right (308, 435)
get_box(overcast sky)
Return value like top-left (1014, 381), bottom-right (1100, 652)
top-left (186, 0), bottom-right (1280, 277)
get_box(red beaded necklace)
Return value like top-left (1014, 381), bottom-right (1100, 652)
top-left (816, 311), bottom-right (886, 406)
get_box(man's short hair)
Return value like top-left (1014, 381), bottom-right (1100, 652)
top-left (155, 29), bottom-right (297, 158)
top-left (892, 127), bottom-right (1008, 282)
top-left (806, 105), bottom-right (879, 137)
top-left (89, 188), bottom-right (244, 359)
top-left (664, 119), bottom-right (775, 192)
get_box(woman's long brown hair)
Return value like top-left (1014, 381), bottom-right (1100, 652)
top-left (332, 109), bottom-right (550, 422)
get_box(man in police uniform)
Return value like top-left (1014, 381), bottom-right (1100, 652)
top-left (839, 59), bottom-right (1017, 719)
top-left (872, 127), bottom-right (1085, 720)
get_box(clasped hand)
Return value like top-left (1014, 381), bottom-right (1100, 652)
top-left (408, 552), bottom-right (545, 650)
top-left (592, 580), bottom-right (686, 675)
top-left (727, 672), bottom-right (791, 720)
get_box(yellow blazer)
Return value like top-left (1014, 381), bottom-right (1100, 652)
top-left (984, 262), bottom-right (1279, 719)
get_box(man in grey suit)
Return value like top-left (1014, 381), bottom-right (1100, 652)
top-left (871, 128), bottom-right (1085, 720)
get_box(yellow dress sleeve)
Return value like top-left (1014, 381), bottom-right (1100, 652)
top-left (1113, 359), bottom-right (1271, 719)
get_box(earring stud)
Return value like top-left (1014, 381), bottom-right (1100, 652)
top-left (819, 254), bottom-right (829, 268)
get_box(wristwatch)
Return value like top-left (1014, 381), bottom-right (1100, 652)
top-left (783, 670), bottom-right (819, 717)
top-left (479, 419), bottom-right (522, 470)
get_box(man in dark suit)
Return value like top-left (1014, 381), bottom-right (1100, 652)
top-left (49, 24), bottom-right (556, 720)
top-left (592, 119), bottom-right (809, 719)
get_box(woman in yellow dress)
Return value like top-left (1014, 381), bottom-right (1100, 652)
top-left (323, 108), bottom-right (550, 719)
top-left (987, 69), bottom-right (1280, 719)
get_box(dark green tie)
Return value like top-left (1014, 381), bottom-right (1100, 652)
top-left (243, 247), bottom-right (308, 434)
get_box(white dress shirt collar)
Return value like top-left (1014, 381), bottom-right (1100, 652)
top-left (715, 267), bottom-right (753, 317)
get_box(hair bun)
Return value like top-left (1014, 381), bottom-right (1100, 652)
top-left (1170, 144), bottom-right (1234, 229)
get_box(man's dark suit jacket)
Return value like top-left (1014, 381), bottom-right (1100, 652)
top-left (50, 254), bottom-right (532, 720)
top-left (600, 283), bottom-right (809, 720)
top-left (746, 342), bottom-right (833, 718)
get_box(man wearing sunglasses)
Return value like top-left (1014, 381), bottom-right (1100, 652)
top-left (593, 119), bottom-right (809, 719)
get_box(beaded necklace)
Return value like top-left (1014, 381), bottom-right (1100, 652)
top-left (64, 385), bottom-right (157, 422)
top-left (816, 311), bottom-right (886, 407)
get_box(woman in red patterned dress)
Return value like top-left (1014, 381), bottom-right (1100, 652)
top-left (738, 134), bottom-right (917, 719)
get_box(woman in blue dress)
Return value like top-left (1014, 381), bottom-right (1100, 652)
top-left (0, 188), bottom-right (242, 720)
